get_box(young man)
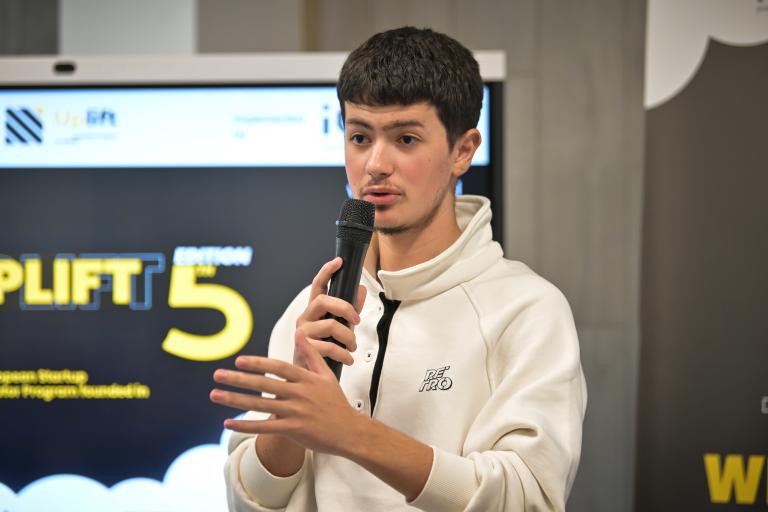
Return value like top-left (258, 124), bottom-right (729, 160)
top-left (211, 27), bottom-right (586, 511)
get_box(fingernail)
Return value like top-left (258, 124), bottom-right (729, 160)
top-left (214, 369), bottom-right (228, 380)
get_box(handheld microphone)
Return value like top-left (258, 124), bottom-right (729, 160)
top-left (324, 198), bottom-right (375, 380)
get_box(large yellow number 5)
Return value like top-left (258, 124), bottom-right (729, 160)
top-left (162, 265), bottom-right (253, 361)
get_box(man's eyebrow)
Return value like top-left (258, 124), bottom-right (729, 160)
top-left (345, 118), bottom-right (425, 131)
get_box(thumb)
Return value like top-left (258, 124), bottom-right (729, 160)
top-left (355, 284), bottom-right (367, 314)
top-left (295, 329), bottom-right (334, 378)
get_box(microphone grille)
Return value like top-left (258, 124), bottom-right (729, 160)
top-left (339, 198), bottom-right (375, 227)
top-left (337, 199), bottom-right (375, 243)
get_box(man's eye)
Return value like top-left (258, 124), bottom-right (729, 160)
top-left (400, 135), bottom-right (417, 145)
top-left (350, 134), bottom-right (367, 144)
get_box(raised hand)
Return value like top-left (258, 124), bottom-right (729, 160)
top-left (211, 330), bottom-right (364, 457)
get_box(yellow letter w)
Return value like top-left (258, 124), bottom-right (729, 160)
top-left (704, 453), bottom-right (765, 504)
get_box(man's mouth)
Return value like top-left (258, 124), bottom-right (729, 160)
top-left (362, 187), bottom-right (401, 205)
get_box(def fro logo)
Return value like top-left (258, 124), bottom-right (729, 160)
top-left (419, 366), bottom-right (453, 392)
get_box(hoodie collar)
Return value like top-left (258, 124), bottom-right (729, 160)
top-left (361, 195), bottom-right (503, 302)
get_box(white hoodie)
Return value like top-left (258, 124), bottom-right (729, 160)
top-left (225, 195), bottom-right (587, 511)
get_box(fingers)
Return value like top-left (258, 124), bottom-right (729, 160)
top-left (355, 284), bottom-right (367, 313)
top-left (210, 388), bottom-right (293, 416)
top-left (213, 368), bottom-right (296, 397)
top-left (300, 318), bottom-right (357, 351)
top-left (305, 338), bottom-right (355, 366)
top-left (233, 355), bottom-right (305, 382)
top-left (301, 294), bottom-right (360, 327)
top-left (309, 257), bottom-right (343, 301)
top-left (223, 416), bottom-right (291, 435)
top-left (210, 360), bottom-right (304, 414)
top-left (296, 331), bottom-right (336, 377)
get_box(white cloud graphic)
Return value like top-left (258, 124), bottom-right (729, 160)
top-left (0, 481), bottom-right (18, 511)
top-left (645, 0), bottom-right (768, 108)
top-left (0, 427), bottom-right (235, 512)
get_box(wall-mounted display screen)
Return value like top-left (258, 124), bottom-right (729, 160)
top-left (0, 66), bottom-right (503, 512)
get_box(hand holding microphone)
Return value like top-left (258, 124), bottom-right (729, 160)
top-left (295, 199), bottom-right (375, 380)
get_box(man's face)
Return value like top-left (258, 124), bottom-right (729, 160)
top-left (344, 101), bottom-right (473, 235)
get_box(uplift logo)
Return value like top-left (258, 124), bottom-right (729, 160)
top-left (419, 366), bottom-right (453, 392)
top-left (5, 107), bottom-right (43, 144)
top-left (55, 108), bottom-right (116, 129)
top-left (0, 246), bottom-right (254, 362)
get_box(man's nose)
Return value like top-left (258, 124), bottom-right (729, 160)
top-left (364, 141), bottom-right (394, 178)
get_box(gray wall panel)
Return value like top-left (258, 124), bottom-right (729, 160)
top-left (311, 1), bottom-right (646, 510)
top-left (0, 0), bottom-right (58, 55)
top-left (59, 0), bottom-right (195, 54)
top-left (197, 0), bottom-right (302, 52)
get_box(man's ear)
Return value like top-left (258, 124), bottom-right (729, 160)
top-left (451, 128), bottom-right (482, 178)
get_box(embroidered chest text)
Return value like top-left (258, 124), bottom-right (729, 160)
top-left (419, 365), bottom-right (453, 392)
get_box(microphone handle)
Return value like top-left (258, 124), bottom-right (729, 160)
top-left (323, 237), bottom-right (369, 380)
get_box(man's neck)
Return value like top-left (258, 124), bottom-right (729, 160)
top-left (364, 203), bottom-right (462, 276)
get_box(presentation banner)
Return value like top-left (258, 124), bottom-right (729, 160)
top-left (638, 1), bottom-right (768, 510)
top-left (0, 165), bottom-right (349, 512)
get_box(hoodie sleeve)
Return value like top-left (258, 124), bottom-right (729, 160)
top-left (224, 432), bottom-right (309, 511)
top-left (223, 287), bottom-right (313, 512)
top-left (409, 281), bottom-right (587, 512)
